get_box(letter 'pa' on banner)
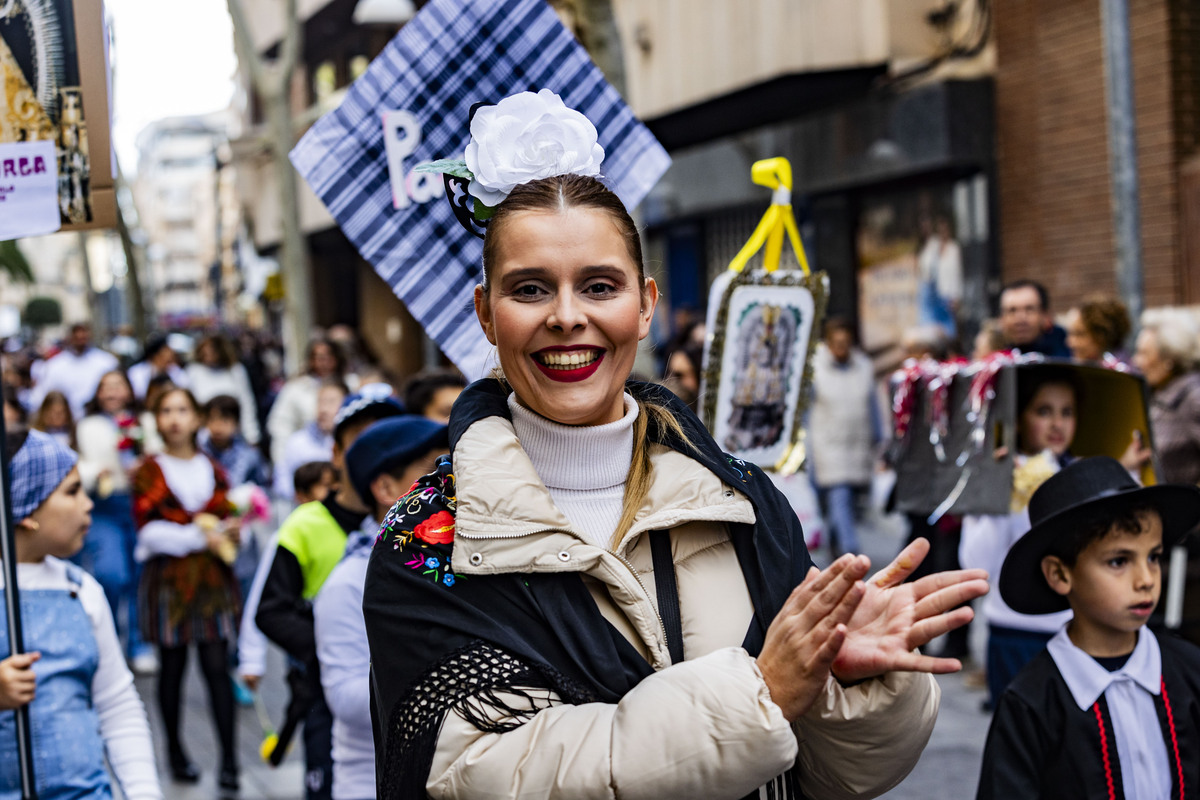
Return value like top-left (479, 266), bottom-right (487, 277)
top-left (290, 0), bottom-right (670, 379)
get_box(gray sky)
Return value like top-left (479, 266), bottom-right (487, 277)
top-left (106, 0), bottom-right (238, 173)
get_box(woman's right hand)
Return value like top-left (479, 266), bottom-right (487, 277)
top-left (756, 554), bottom-right (870, 722)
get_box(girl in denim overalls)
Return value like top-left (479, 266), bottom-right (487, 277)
top-left (0, 429), bottom-right (161, 799)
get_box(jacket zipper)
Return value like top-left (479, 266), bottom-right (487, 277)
top-left (611, 547), bottom-right (670, 668)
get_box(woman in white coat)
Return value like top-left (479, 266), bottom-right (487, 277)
top-left (363, 90), bottom-right (988, 800)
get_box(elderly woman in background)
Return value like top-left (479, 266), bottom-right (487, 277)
top-left (1064, 296), bottom-right (1131, 364)
top-left (1125, 308), bottom-right (1200, 484)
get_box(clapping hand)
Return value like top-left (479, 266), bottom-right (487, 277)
top-left (757, 554), bottom-right (871, 722)
top-left (830, 537), bottom-right (989, 684)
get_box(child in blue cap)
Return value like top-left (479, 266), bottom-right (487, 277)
top-left (0, 429), bottom-right (161, 799)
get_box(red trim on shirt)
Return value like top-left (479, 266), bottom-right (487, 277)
top-left (1093, 701), bottom-right (1116, 800)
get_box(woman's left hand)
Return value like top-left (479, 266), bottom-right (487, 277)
top-left (830, 538), bottom-right (989, 684)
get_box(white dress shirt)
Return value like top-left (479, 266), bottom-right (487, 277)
top-left (1048, 626), bottom-right (1171, 800)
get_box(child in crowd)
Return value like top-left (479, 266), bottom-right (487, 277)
top-left (75, 369), bottom-right (158, 675)
top-left (314, 416), bottom-right (449, 800)
top-left (199, 393), bottom-right (268, 707)
top-left (31, 389), bottom-right (76, 450)
top-left (401, 369), bottom-right (466, 424)
top-left (977, 457), bottom-right (1200, 798)
top-left (960, 366), bottom-right (1080, 707)
top-left (273, 379), bottom-right (347, 502)
top-left (237, 460), bottom-right (336, 692)
top-left (133, 387), bottom-right (241, 793)
top-left (0, 430), bottom-right (161, 799)
top-left (256, 390), bottom-right (403, 800)
top-left (200, 394), bottom-right (266, 488)
top-left (294, 460), bottom-right (337, 505)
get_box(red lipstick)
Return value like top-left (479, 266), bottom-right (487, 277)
top-left (531, 347), bottom-right (605, 383)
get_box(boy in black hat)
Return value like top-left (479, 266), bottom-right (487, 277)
top-left (977, 456), bottom-right (1200, 799)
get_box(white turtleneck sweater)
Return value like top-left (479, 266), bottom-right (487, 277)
top-left (508, 393), bottom-right (637, 549)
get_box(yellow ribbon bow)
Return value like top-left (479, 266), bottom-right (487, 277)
top-left (727, 157), bottom-right (811, 275)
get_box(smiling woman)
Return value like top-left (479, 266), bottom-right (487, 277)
top-left (362, 90), bottom-right (989, 800)
top-left (475, 179), bottom-right (657, 428)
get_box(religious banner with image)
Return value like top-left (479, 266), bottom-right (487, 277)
top-left (704, 268), bottom-right (828, 471)
top-left (0, 0), bottom-right (115, 235)
top-left (700, 157), bottom-right (828, 473)
top-left (290, 0), bottom-right (670, 379)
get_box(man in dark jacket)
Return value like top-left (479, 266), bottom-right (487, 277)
top-left (998, 280), bottom-right (1070, 357)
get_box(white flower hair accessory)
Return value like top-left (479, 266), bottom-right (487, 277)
top-left (418, 89), bottom-right (605, 236)
top-left (465, 89), bottom-right (604, 207)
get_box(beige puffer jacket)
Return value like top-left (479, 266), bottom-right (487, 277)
top-left (427, 414), bottom-right (939, 800)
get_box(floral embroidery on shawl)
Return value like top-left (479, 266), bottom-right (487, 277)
top-left (377, 456), bottom-right (462, 587)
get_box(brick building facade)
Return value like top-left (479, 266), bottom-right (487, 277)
top-left (994, 0), bottom-right (1200, 311)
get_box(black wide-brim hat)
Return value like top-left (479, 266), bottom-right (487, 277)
top-left (1000, 456), bottom-right (1200, 615)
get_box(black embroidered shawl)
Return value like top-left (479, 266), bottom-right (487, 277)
top-left (362, 379), bottom-right (813, 799)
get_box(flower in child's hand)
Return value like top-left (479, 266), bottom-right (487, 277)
top-left (465, 89), bottom-right (605, 208)
top-left (195, 513), bottom-right (221, 533)
top-left (113, 414), bottom-right (145, 455)
top-left (228, 484), bottom-right (270, 524)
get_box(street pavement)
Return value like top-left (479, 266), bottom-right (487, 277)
top-left (129, 642), bottom-right (306, 800)
top-left (121, 507), bottom-right (991, 800)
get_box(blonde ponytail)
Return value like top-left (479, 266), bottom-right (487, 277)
top-left (610, 398), bottom-right (693, 550)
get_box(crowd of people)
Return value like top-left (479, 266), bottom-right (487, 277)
top-left (0, 321), bottom-right (470, 798)
top-left (2, 86), bottom-right (1199, 800)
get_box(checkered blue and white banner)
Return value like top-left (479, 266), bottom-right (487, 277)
top-left (290, 0), bottom-right (671, 379)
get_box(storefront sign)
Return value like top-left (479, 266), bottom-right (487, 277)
top-left (859, 256), bottom-right (919, 353)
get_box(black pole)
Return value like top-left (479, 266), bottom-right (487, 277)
top-left (0, 408), bottom-right (38, 799)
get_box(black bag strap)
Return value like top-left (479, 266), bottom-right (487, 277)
top-left (649, 530), bottom-right (685, 664)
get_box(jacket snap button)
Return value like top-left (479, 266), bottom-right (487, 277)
top-left (469, 553), bottom-right (483, 566)
top-left (558, 551), bottom-right (570, 562)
